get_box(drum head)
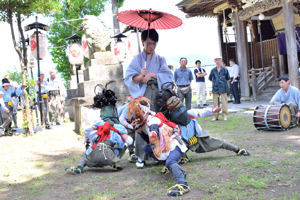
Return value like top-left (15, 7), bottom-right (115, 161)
top-left (279, 106), bottom-right (291, 129)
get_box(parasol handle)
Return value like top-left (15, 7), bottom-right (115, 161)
top-left (145, 22), bottom-right (150, 63)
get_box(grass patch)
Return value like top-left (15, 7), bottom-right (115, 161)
top-left (35, 163), bottom-right (44, 167)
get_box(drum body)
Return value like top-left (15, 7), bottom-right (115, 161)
top-left (253, 104), bottom-right (291, 131)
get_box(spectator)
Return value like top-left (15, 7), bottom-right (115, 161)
top-left (36, 71), bottom-right (51, 129)
top-left (194, 60), bottom-right (208, 107)
top-left (174, 57), bottom-right (193, 110)
top-left (47, 69), bottom-right (66, 125)
top-left (229, 59), bottom-right (241, 104)
top-left (208, 56), bottom-right (230, 121)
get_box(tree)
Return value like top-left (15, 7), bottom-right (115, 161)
top-left (4, 65), bottom-right (22, 84)
top-left (112, 0), bottom-right (124, 35)
top-left (0, 0), bottom-right (61, 135)
top-left (47, 0), bottom-right (109, 88)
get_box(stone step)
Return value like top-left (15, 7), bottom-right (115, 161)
top-left (85, 57), bottom-right (119, 68)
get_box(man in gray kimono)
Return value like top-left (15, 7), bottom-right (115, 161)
top-left (125, 29), bottom-right (173, 166)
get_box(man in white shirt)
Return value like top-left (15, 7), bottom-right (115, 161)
top-left (229, 59), bottom-right (240, 104)
top-left (47, 69), bottom-right (66, 125)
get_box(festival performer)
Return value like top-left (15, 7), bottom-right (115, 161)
top-left (35, 71), bottom-right (51, 129)
top-left (163, 96), bottom-right (250, 161)
top-left (270, 75), bottom-right (300, 125)
top-left (125, 29), bottom-right (173, 162)
top-left (11, 92), bottom-right (18, 129)
top-left (0, 78), bottom-right (17, 135)
top-left (125, 96), bottom-right (190, 197)
top-left (65, 84), bottom-right (133, 175)
top-left (118, 96), bottom-right (138, 162)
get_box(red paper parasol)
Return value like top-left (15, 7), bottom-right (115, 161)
top-left (117, 9), bottom-right (182, 30)
top-left (117, 9), bottom-right (182, 64)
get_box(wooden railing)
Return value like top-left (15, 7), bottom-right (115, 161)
top-left (249, 56), bottom-right (277, 101)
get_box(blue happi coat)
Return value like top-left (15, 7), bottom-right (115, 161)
top-left (85, 119), bottom-right (128, 156)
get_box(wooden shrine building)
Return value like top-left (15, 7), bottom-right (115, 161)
top-left (176, 0), bottom-right (300, 101)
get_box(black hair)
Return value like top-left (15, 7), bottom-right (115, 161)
top-left (222, 60), bottom-right (227, 65)
top-left (195, 60), bottom-right (201, 64)
top-left (278, 75), bottom-right (289, 82)
top-left (141, 29), bottom-right (159, 42)
top-left (180, 57), bottom-right (188, 62)
top-left (229, 59), bottom-right (235, 63)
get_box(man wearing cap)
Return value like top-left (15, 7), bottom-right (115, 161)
top-left (174, 58), bottom-right (193, 110)
top-left (208, 56), bottom-right (230, 121)
top-left (48, 69), bottom-right (66, 125)
top-left (5, 75), bottom-right (18, 89)
top-left (0, 78), bottom-right (17, 136)
top-left (36, 72), bottom-right (51, 129)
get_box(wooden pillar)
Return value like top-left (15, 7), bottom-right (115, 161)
top-left (272, 56), bottom-right (278, 79)
top-left (251, 68), bottom-right (257, 102)
top-left (217, 15), bottom-right (224, 59)
top-left (278, 53), bottom-right (285, 76)
top-left (235, 13), bottom-right (251, 100)
top-left (282, 0), bottom-right (299, 89)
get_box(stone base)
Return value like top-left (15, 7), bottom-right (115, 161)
top-left (66, 89), bottom-right (78, 100)
top-left (69, 70), bottom-right (84, 89)
top-left (70, 95), bottom-right (129, 134)
top-left (241, 96), bottom-right (251, 101)
top-left (83, 63), bottom-right (124, 81)
top-left (78, 78), bottom-right (129, 98)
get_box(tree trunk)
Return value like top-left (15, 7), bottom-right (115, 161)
top-left (112, 0), bottom-right (120, 35)
top-left (8, 11), bottom-right (34, 135)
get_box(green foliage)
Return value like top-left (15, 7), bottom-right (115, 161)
top-left (22, 77), bottom-right (36, 132)
top-left (118, 0), bottom-right (124, 7)
top-left (4, 65), bottom-right (22, 84)
top-left (34, 163), bottom-right (44, 167)
top-left (0, 0), bottom-right (61, 23)
top-left (25, 77), bottom-right (37, 100)
top-left (46, 0), bottom-right (109, 86)
top-left (3, 172), bottom-right (9, 177)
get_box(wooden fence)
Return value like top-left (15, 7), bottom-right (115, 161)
top-left (253, 38), bottom-right (279, 75)
top-left (248, 56), bottom-right (277, 101)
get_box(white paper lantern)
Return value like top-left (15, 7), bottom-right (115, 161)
top-left (128, 31), bottom-right (140, 57)
top-left (81, 34), bottom-right (89, 58)
top-left (67, 42), bottom-right (84, 65)
top-left (30, 32), bottom-right (47, 60)
top-left (114, 40), bottom-right (126, 62)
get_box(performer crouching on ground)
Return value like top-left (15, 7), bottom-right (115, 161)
top-left (125, 97), bottom-right (190, 197)
top-left (162, 96), bottom-right (250, 164)
top-left (65, 84), bottom-right (133, 174)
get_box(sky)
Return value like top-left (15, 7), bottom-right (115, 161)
top-left (0, 0), bottom-right (220, 81)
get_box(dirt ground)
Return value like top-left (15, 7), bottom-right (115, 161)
top-left (1, 113), bottom-right (300, 200)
